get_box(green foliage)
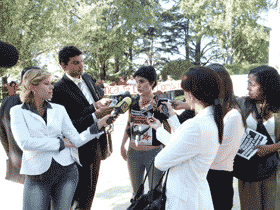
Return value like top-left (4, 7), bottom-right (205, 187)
top-left (161, 59), bottom-right (194, 80)
top-left (224, 63), bottom-right (268, 75)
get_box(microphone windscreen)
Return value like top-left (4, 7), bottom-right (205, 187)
top-left (0, 41), bottom-right (19, 68)
top-left (116, 97), bottom-right (132, 114)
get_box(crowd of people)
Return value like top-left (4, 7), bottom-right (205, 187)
top-left (0, 41), bottom-right (280, 210)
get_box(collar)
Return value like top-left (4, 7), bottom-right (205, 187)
top-left (65, 73), bottom-right (83, 86)
top-left (196, 106), bottom-right (214, 117)
top-left (22, 100), bottom-right (52, 115)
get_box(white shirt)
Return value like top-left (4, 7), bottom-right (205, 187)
top-left (155, 106), bottom-right (219, 209)
top-left (10, 103), bottom-right (103, 175)
top-left (210, 109), bottom-right (245, 171)
top-left (127, 79), bottom-right (136, 85)
top-left (65, 73), bottom-right (98, 123)
top-left (246, 113), bottom-right (275, 143)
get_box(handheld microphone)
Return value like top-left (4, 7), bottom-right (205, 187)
top-left (109, 91), bottom-right (131, 107)
top-left (154, 91), bottom-right (169, 118)
top-left (106, 97), bottom-right (132, 124)
top-left (141, 104), bottom-right (154, 122)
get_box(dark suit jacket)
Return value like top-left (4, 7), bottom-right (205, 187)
top-left (51, 73), bottom-right (106, 166)
top-left (0, 95), bottom-right (25, 184)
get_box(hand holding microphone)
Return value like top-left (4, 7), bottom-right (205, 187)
top-left (154, 91), bottom-right (170, 118)
top-left (106, 97), bottom-right (132, 124)
top-left (146, 116), bottom-right (162, 130)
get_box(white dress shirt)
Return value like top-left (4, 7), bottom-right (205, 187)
top-left (65, 73), bottom-right (98, 123)
top-left (155, 106), bottom-right (219, 210)
top-left (210, 109), bottom-right (245, 171)
top-left (246, 113), bottom-right (275, 143)
top-left (10, 102), bottom-right (103, 175)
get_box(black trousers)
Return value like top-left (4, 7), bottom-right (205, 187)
top-left (207, 169), bottom-right (234, 210)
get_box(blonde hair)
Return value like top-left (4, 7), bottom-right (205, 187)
top-left (20, 68), bottom-right (52, 104)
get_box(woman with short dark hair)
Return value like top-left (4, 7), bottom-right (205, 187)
top-left (148, 66), bottom-right (224, 209)
top-left (120, 65), bottom-right (170, 200)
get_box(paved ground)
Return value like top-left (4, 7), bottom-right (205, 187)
top-left (0, 111), bottom-right (244, 209)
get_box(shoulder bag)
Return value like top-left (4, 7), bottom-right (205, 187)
top-left (233, 105), bottom-right (279, 182)
top-left (127, 161), bottom-right (169, 210)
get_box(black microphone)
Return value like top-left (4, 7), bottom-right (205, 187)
top-left (106, 97), bottom-right (132, 124)
top-left (154, 91), bottom-right (169, 118)
top-left (141, 104), bottom-right (154, 122)
top-left (109, 91), bottom-right (131, 107)
top-left (0, 41), bottom-right (19, 68)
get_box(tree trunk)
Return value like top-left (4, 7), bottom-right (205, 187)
top-left (185, 19), bottom-right (189, 60)
top-left (194, 36), bottom-right (201, 65)
top-left (129, 45), bottom-right (133, 72)
top-left (115, 55), bottom-right (119, 73)
top-left (101, 64), bottom-right (106, 80)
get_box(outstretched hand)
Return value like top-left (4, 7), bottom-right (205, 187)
top-left (147, 116), bottom-right (162, 130)
top-left (160, 102), bottom-right (176, 117)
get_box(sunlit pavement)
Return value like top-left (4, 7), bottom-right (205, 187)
top-left (0, 111), bottom-right (244, 209)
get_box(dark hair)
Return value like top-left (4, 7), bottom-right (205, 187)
top-left (207, 63), bottom-right (246, 127)
top-left (249, 65), bottom-right (280, 113)
top-left (181, 66), bottom-right (224, 144)
top-left (59, 46), bottom-right (82, 65)
top-left (134, 66), bottom-right (157, 89)
top-left (21, 66), bottom-right (41, 80)
top-left (9, 81), bottom-right (17, 86)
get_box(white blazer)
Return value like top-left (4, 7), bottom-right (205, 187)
top-left (155, 106), bottom-right (219, 210)
top-left (10, 102), bottom-right (103, 175)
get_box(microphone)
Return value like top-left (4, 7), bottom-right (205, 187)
top-left (109, 91), bottom-right (131, 107)
top-left (0, 41), bottom-right (19, 68)
top-left (106, 97), bottom-right (132, 124)
top-left (141, 104), bottom-right (154, 122)
top-left (154, 91), bottom-right (169, 118)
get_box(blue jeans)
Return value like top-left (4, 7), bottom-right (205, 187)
top-left (127, 146), bottom-right (164, 197)
top-left (23, 159), bottom-right (79, 210)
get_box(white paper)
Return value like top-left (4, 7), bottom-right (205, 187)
top-left (236, 128), bottom-right (267, 160)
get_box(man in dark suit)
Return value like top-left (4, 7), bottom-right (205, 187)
top-left (51, 46), bottom-right (113, 210)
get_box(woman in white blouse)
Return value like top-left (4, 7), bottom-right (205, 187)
top-left (206, 64), bottom-right (245, 210)
top-left (147, 66), bottom-right (225, 210)
top-left (10, 68), bottom-right (113, 210)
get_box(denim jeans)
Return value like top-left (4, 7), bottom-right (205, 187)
top-left (23, 159), bottom-right (79, 210)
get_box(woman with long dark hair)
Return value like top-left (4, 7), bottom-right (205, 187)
top-left (236, 65), bottom-right (280, 210)
top-left (147, 66), bottom-right (224, 209)
top-left (206, 63), bottom-right (245, 210)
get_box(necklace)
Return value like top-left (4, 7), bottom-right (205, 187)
top-left (139, 93), bottom-right (154, 109)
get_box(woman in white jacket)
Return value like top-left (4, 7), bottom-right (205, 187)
top-left (10, 68), bottom-right (113, 210)
top-left (147, 66), bottom-right (225, 210)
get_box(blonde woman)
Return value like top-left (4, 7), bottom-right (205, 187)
top-left (10, 68), bottom-right (112, 210)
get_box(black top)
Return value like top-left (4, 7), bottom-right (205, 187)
top-left (129, 95), bottom-right (169, 146)
top-left (21, 101), bottom-right (52, 124)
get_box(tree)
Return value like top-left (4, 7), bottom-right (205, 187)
top-left (0, 0), bottom-right (77, 75)
top-left (180, 0), bottom-right (273, 64)
top-left (156, 1), bottom-right (223, 65)
top-left (161, 58), bottom-right (193, 80)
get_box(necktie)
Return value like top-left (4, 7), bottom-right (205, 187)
top-left (78, 81), bottom-right (83, 91)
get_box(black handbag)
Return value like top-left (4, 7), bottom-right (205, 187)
top-left (127, 161), bottom-right (169, 210)
top-left (233, 105), bottom-right (279, 182)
